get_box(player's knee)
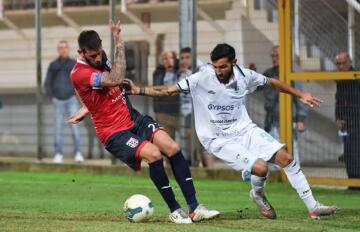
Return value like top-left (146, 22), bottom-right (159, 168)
top-left (252, 159), bottom-right (268, 177)
top-left (276, 150), bottom-right (293, 168)
top-left (166, 142), bottom-right (180, 157)
top-left (142, 145), bottom-right (162, 163)
top-left (257, 165), bottom-right (268, 177)
top-left (283, 154), bottom-right (293, 166)
top-left (148, 150), bottom-right (162, 163)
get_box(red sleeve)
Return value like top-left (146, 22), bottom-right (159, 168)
top-left (72, 67), bottom-right (107, 90)
top-left (71, 67), bottom-right (91, 90)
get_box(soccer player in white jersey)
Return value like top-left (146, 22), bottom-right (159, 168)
top-left (123, 43), bottom-right (338, 220)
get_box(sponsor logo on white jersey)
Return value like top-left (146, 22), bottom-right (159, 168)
top-left (207, 104), bottom-right (235, 111)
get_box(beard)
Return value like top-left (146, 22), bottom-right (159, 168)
top-left (85, 56), bottom-right (104, 70)
top-left (216, 65), bottom-right (234, 84)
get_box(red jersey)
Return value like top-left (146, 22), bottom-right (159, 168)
top-left (70, 59), bottom-right (134, 144)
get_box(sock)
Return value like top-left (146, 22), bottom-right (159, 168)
top-left (283, 159), bottom-right (317, 211)
top-left (251, 174), bottom-right (268, 194)
top-left (169, 151), bottom-right (199, 212)
top-left (149, 159), bottom-right (180, 212)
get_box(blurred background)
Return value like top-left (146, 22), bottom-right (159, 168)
top-left (0, 0), bottom-right (359, 185)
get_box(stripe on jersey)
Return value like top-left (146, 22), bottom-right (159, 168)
top-left (186, 79), bottom-right (190, 89)
top-left (264, 77), bottom-right (269, 86)
top-left (236, 65), bottom-right (246, 77)
top-left (176, 82), bottom-right (190, 94)
top-left (90, 72), bottom-right (103, 88)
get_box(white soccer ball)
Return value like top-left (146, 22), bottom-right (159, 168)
top-left (123, 194), bottom-right (154, 222)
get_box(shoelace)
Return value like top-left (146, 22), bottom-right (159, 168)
top-left (260, 195), bottom-right (271, 210)
top-left (197, 204), bottom-right (206, 211)
top-left (314, 202), bottom-right (327, 211)
top-left (177, 209), bottom-right (188, 218)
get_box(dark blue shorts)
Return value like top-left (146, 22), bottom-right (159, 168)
top-left (105, 115), bottom-right (163, 171)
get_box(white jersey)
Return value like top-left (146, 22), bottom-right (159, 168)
top-left (176, 64), bottom-right (268, 149)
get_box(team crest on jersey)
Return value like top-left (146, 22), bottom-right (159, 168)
top-left (234, 86), bottom-right (240, 93)
top-left (243, 157), bottom-right (249, 164)
top-left (126, 137), bottom-right (139, 148)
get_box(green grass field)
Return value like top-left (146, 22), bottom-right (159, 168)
top-left (0, 171), bottom-right (359, 232)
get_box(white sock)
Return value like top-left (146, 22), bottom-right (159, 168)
top-left (251, 175), bottom-right (267, 194)
top-left (283, 160), bottom-right (317, 211)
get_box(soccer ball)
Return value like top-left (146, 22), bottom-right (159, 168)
top-left (123, 194), bottom-right (154, 222)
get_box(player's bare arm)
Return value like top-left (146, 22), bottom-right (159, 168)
top-left (68, 90), bottom-right (89, 124)
top-left (122, 79), bottom-right (180, 97)
top-left (100, 20), bottom-right (126, 87)
top-left (268, 78), bottom-right (322, 107)
top-left (68, 106), bottom-right (89, 124)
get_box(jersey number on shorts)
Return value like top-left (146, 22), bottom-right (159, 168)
top-left (148, 124), bottom-right (156, 132)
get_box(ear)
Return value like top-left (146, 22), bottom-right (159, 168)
top-left (77, 49), bottom-right (82, 55)
top-left (232, 59), bottom-right (237, 66)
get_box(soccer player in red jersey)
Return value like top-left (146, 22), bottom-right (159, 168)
top-left (68, 20), bottom-right (219, 223)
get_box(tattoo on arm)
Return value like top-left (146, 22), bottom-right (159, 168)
top-left (101, 43), bottom-right (126, 86)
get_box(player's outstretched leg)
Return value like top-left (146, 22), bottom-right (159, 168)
top-left (140, 142), bottom-right (192, 224)
top-left (274, 148), bottom-right (338, 219)
top-left (249, 159), bottom-right (277, 219)
top-left (153, 130), bottom-right (220, 222)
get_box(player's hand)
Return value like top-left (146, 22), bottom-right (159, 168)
top-left (109, 19), bottom-right (122, 45)
top-left (68, 107), bottom-right (88, 124)
top-left (299, 92), bottom-right (322, 107)
top-left (121, 79), bottom-right (140, 95)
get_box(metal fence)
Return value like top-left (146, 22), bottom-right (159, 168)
top-left (0, 0), bottom-right (359, 182)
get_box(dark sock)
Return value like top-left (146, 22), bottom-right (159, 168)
top-left (169, 151), bottom-right (199, 212)
top-left (149, 159), bottom-right (180, 212)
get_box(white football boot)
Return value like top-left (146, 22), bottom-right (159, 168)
top-left (250, 189), bottom-right (277, 219)
top-left (309, 202), bottom-right (338, 220)
top-left (189, 204), bottom-right (220, 222)
top-left (169, 208), bottom-right (192, 224)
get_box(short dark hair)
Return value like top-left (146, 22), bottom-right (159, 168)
top-left (210, 43), bottom-right (236, 62)
top-left (58, 40), bottom-right (68, 45)
top-left (78, 30), bottom-right (102, 51)
top-left (180, 47), bottom-right (191, 54)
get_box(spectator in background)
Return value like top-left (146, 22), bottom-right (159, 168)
top-left (44, 40), bottom-right (84, 164)
top-left (335, 52), bottom-right (360, 190)
top-left (261, 45), bottom-right (308, 167)
top-left (178, 47), bottom-right (214, 168)
top-left (153, 50), bottom-right (180, 140)
top-left (248, 62), bottom-right (257, 72)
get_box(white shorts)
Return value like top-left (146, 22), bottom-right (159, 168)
top-left (207, 126), bottom-right (284, 172)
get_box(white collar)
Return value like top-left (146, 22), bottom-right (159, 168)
top-left (76, 59), bottom-right (88, 65)
top-left (224, 66), bottom-right (239, 87)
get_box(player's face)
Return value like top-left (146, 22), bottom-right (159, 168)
top-left (80, 48), bottom-right (103, 70)
top-left (58, 42), bottom-right (69, 59)
top-left (180, 52), bottom-right (191, 70)
top-left (212, 57), bottom-right (236, 84)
